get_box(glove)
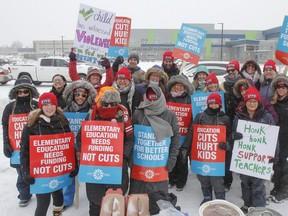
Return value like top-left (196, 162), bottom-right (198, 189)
top-left (23, 174), bottom-right (35, 185)
top-left (112, 56), bottom-right (124, 72)
top-left (179, 147), bottom-right (188, 164)
top-left (69, 169), bottom-right (78, 178)
top-left (269, 157), bottom-right (275, 164)
top-left (100, 57), bottom-right (111, 69)
top-left (231, 132), bottom-right (243, 140)
top-left (69, 48), bottom-right (77, 61)
top-left (218, 142), bottom-right (227, 150)
top-left (3, 144), bottom-right (13, 158)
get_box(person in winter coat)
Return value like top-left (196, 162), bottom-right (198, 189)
top-left (136, 65), bottom-right (169, 96)
top-left (2, 78), bottom-right (39, 207)
top-left (161, 51), bottom-right (180, 79)
top-left (181, 93), bottom-right (231, 205)
top-left (166, 74), bottom-right (194, 191)
top-left (50, 74), bottom-right (67, 109)
top-left (76, 87), bottom-right (134, 216)
top-left (232, 87), bottom-right (276, 214)
top-left (112, 67), bottom-right (142, 117)
top-left (192, 65), bottom-right (209, 91)
top-left (270, 75), bottom-right (288, 203)
top-left (68, 50), bottom-right (113, 93)
top-left (240, 59), bottom-right (262, 90)
top-left (203, 72), bottom-right (223, 92)
top-left (129, 85), bottom-right (180, 194)
top-left (61, 80), bottom-right (97, 210)
top-left (20, 92), bottom-right (78, 216)
top-left (127, 52), bottom-right (142, 75)
top-left (233, 78), bottom-right (252, 112)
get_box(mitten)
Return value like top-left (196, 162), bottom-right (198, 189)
top-left (218, 142), bottom-right (227, 150)
top-left (69, 169), bottom-right (78, 178)
top-left (231, 132), bottom-right (243, 140)
top-left (100, 57), bottom-right (111, 69)
top-left (268, 157), bottom-right (275, 164)
top-left (69, 48), bottom-right (77, 61)
top-left (3, 144), bottom-right (13, 158)
top-left (179, 147), bottom-right (188, 164)
top-left (112, 56), bottom-right (124, 73)
top-left (23, 174), bottom-right (35, 185)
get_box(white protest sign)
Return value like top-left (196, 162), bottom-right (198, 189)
top-left (230, 120), bottom-right (279, 180)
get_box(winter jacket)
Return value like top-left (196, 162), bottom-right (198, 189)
top-left (50, 85), bottom-right (67, 109)
top-left (240, 60), bottom-right (262, 90)
top-left (162, 62), bottom-right (180, 79)
top-left (127, 65), bottom-right (141, 75)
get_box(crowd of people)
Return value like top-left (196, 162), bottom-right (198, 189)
top-left (2, 49), bottom-right (288, 216)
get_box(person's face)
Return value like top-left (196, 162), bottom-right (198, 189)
top-left (264, 68), bottom-right (276, 79)
top-left (246, 63), bottom-right (256, 75)
top-left (128, 58), bottom-right (138, 69)
top-left (197, 72), bottom-right (207, 82)
top-left (42, 104), bottom-right (56, 117)
top-left (53, 76), bottom-right (65, 90)
top-left (149, 73), bottom-right (160, 82)
top-left (173, 83), bottom-right (185, 92)
top-left (163, 60), bottom-right (173, 70)
top-left (17, 89), bottom-right (30, 97)
top-left (100, 101), bottom-right (117, 108)
top-left (246, 99), bottom-right (259, 112)
top-left (74, 92), bottom-right (88, 105)
top-left (240, 89), bottom-right (247, 98)
top-left (208, 103), bottom-right (220, 109)
top-left (207, 83), bottom-right (219, 92)
top-left (277, 86), bottom-right (288, 98)
top-left (116, 78), bottom-right (130, 89)
top-left (226, 68), bottom-right (239, 79)
top-left (89, 74), bottom-right (101, 85)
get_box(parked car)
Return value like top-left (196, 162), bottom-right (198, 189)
top-left (183, 61), bottom-right (229, 84)
top-left (0, 66), bottom-right (13, 85)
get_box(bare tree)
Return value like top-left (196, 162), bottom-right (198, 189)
top-left (11, 40), bottom-right (23, 49)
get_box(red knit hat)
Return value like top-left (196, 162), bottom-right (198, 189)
top-left (207, 92), bottom-right (222, 107)
top-left (146, 87), bottom-right (159, 101)
top-left (263, 59), bottom-right (277, 72)
top-left (244, 87), bottom-right (261, 103)
top-left (163, 51), bottom-right (174, 62)
top-left (206, 72), bottom-right (219, 85)
top-left (116, 67), bottom-right (131, 81)
top-left (38, 92), bottom-right (58, 108)
top-left (73, 87), bottom-right (88, 94)
top-left (226, 60), bottom-right (240, 72)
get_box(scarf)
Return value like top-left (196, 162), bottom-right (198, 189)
top-left (69, 100), bottom-right (89, 112)
top-left (242, 71), bottom-right (260, 84)
top-left (170, 90), bottom-right (185, 97)
top-left (138, 87), bottom-right (173, 142)
top-left (97, 106), bottom-right (119, 119)
top-left (113, 82), bottom-right (135, 114)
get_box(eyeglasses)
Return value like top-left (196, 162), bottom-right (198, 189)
top-left (53, 79), bottom-right (64, 83)
top-left (227, 69), bottom-right (236, 73)
top-left (277, 86), bottom-right (287, 89)
top-left (17, 90), bottom-right (29, 95)
top-left (246, 100), bottom-right (258, 105)
top-left (74, 93), bottom-right (87, 98)
top-left (101, 102), bottom-right (117, 108)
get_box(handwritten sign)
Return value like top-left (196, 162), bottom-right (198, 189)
top-left (191, 124), bottom-right (226, 176)
top-left (230, 120), bottom-right (279, 180)
top-left (73, 4), bottom-right (116, 63)
top-left (275, 16), bottom-right (288, 65)
top-left (78, 120), bottom-right (124, 184)
top-left (173, 24), bottom-right (207, 64)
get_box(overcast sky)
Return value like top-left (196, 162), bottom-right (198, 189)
top-left (1, 0), bottom-right (287, 47)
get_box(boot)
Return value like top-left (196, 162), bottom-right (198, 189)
top-left (53, 205), bottom-right (63, 216)
top-left (214, 191), bottom-right (225, 200)
top-left (200, 187), bottom-right (212, 205)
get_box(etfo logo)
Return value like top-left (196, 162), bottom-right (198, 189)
top-left (49, 179), bottom-right (59, 189)
top-left (145, 169), bottom-right (155, 179)
top-left (201, 165), bottom-right (211, 174)
top-left (93, 169), bottom-right (104, 180)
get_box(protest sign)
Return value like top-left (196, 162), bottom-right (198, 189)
top-left (131, 125), bottom-right (171, 182)
top-left (64, 112), bottom-right (87, 141)
top-left (29, 132), bottom-right (75, 194)
top-left (173, 24), bottom-right (207, 64)
top-left (108, 16), bottom-right (131, 58)
top-left (275, 16), bottom-right (288, 65)
top-left (191, 124), bottom-right (226, 176)
top-left (73, 4), bottom-right (116, 63)
top-left (230, 120), bottom-right (279, 180)
top-left (78, 120), bottom-right (124, 184)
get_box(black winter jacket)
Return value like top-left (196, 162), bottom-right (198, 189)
top-left (50, 86), bottom-right (67, 109)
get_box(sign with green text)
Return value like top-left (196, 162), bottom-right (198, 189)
top-left (230, 120), bottom-right (279, 180)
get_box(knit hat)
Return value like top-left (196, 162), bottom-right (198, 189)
top-left (87, 66), bottom-right (102, 81)
top-left (9, 78), bottom-right (39, 100)
top-left (226, 60), bottom-right (240, 72)
top-left (115, 67), bottom-right (131, 81)
top-left (206, 72), bottom-right (219, 85)
top-left (73, 87), bottom-right (88, 94)
top-left (163, 51), bottom-right (174, 62)
top-left (95, 86), bottom-right (121, 107)
top-left (146, 86), bottom-right (159, 101)
top-left (244, 87), bottom-right (261, 103)
top-left (271, 74), bottom-right (288, 93)
top-left (128, 52), bottom-right (139, 63)
top-left (263, 59), bottom-right (277, 72)
top-left (38, 92), bottom-right (58, 108)
top-left (193, 65), bottom-right (209, 80)
top-left (207, 92), bottom-right (222, 107)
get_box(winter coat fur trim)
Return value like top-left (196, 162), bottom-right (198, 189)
top-left (9, 83), bottom-right (39, 100)
top-left (240, 59), bottom-right (262, 75)
top-left (166, 75), bottom-right (195, 95)
top-left (233, 78), bottom-right (251, 98)
top-left (144, 67), bottom-right (169, 87)
top-left (270, 74), bottom-right (288, 93)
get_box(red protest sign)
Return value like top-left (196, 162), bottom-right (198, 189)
top-left (8, 114), bottom-right (28, 150)
top-left (109, 17), bottom-right (131, 47)
top-left (191, 124), bottom-right (226, 163)
top-left (29, 132), bottom-right (75, 178)
top-left (80, 120), bottom-right (124, 167)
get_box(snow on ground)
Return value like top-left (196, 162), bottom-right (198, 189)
top-left (0, 68), bottom-right (287, 215)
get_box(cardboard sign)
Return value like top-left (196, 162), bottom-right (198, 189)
top-left (73, 4), bottom-right (116, 63)
top-left (275, 16), bottom-right (288, 65)
top-left (78, 120), bottom-right (124, 184)
top-left (8, 113), bottom-right (28, 164)
top-left (191, 124), bottom-right (226, 176)
top-left (166, 102), bottom-right (192, 145)
top-left (191, 91), bottom-right (225, 119)
top-left (131, 125), bottom-right (171, 182)
top-left (173, 24), bottom-right (207, 64)
top-left (29, 132), bottom-right (75, 194)
top-left (108, 16), bottom-right (131, 58)
top-left (230, 120), bottom-right (279, 180)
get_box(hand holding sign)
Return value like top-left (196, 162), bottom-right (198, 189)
top-left (69, 48), bottom-right (77, 61)
top-left (23, 174), bottom-right (35, 185)
top-left (231, 132), bottom-right (243, 140)
top-left (218, 142), bottom-right (227, 150)
top-left (3, 144), bottom-right (13, 158)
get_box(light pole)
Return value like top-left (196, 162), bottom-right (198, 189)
top-left (60, 36), bottom-right (64, 56)
top-left (218, 23), bottom-right (224, 61)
